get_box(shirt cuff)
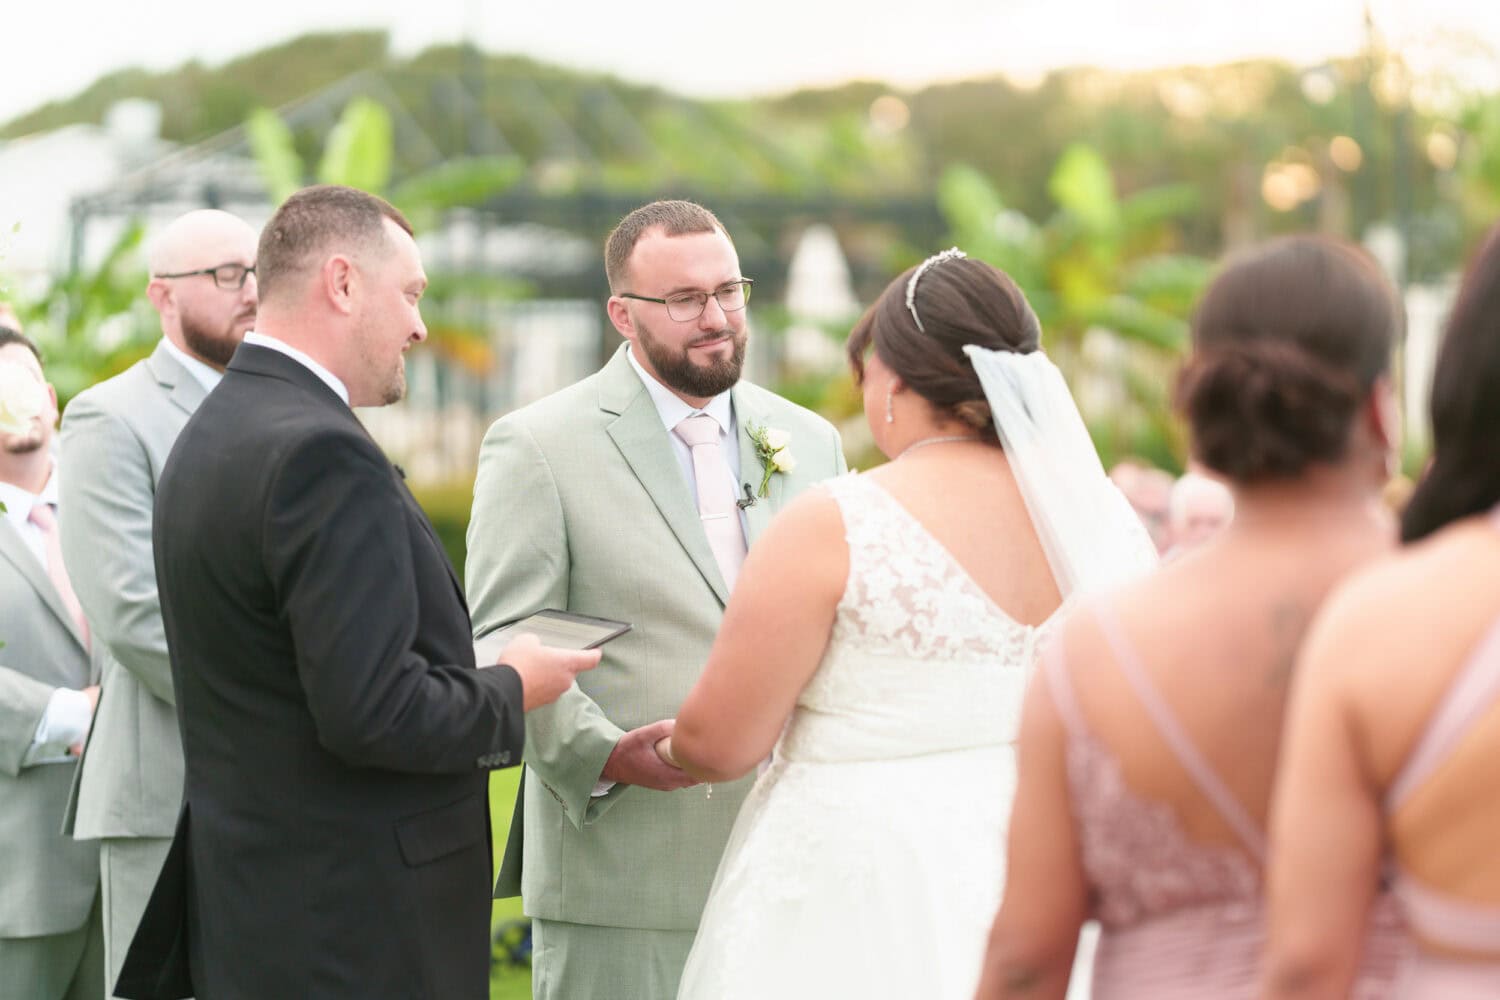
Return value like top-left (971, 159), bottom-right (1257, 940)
top-left (23, 687), bottom-right (91, 767)
top-left (591, 779), bottom-right (616, 798)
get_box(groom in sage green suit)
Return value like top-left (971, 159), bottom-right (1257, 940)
top-left (467, 200), bottom-right (845, 998)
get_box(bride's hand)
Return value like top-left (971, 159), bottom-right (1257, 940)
top-left (600, 719), bottom-right (699, 791)
top-left (653, 736), bottom-right (677, 767)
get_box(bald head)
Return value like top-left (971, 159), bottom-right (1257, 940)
top-left (146, 209), bottom-right (259, 370)
top-left (147, 210), bottom-right (259, 276)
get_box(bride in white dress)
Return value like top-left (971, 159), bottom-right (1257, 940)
top-left (661, 250), bottom-right (1155, 999)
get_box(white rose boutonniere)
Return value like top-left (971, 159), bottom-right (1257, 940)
top-left (748, 424), bottom-right (795, 497)
top-left (0, 361), bottom-right (47, 515)
top-left (0, 360), bottom-right (45, 436)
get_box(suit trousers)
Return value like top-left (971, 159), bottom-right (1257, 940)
top-left (99, 837), bottom-right (173, 1000)
top-left (531, 920), bottom-right (695, 1000)
top-left (0, 894), bottom-right (104, 1000)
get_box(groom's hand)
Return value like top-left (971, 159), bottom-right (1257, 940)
top-left (601, 719), bottom-right (700, 791)
top-left (495, 634), bottom-right (602, 711)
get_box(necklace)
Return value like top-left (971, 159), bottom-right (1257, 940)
top-left (897, 434), bottom-right (981, 459)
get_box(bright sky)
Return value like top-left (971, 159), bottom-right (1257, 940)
top-left (3, 0), bottom-right (1498, 124)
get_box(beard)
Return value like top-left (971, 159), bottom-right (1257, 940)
top-left (380, 358), bottom-right (407, 406)
top-left (636, 319), bottom-right (747, 399)
top-left (1, 425), bottom-right (46, 455)
top-left (181, 307), bottom-right (254, 369)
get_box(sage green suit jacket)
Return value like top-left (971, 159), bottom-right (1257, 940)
top-left (0, 505), bottom-right (101, 938)
top-left (467, 344), bottom-right (845, 930)
top-left (58, 342), bottom-right (205, 840)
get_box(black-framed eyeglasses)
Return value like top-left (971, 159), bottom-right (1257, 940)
top-left (153, 262), bottom-right (256, 290)
top-left (618, 279), bottom-right (753, 322)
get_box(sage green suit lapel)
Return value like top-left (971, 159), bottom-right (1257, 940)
top-left (144, 340), bottom-right (209, 418)
top-left (599, 347), bottom-right (731, 607)
top-left (0, 519), bottom-right (89, 654)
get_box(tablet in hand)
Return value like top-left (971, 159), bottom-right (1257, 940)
top-left (474, 609), bottom-right (631, 664)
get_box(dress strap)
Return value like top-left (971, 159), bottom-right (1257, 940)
top-left (1387, 614), bottom-right (1500, 812)
top-left (1092, 603), bottom-right (1268, 862)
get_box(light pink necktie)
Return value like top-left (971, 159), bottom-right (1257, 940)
top-left (29, 502), bottom-right (91, 650)
top-left (674, 414), bottom-right (747, 590)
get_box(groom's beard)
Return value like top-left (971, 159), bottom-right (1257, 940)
top-left (635, 319), bottom-right (747, 399)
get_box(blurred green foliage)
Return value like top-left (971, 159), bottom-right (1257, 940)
top-left (6, 30), bottom-right (1480, 276)
top-left (6, 29), bottom-right (1498, 477)
top-left (12, 223), bottom-right (157, 405)
top-left (410, 479), bottom-right (477, 582)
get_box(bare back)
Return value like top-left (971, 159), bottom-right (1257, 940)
top-left (1350, 516), bottom-right (1500, 913)
top-left (1059, 509), bottom-right (1393, 854)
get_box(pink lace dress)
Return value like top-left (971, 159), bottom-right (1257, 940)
top-left (1383, 552), bottom-right (1500, 998)
top-left (1043, 605), bottom-right (1408, 998)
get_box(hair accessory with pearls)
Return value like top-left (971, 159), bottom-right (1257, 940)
top-left (905, 247), bottom-right (967, 333)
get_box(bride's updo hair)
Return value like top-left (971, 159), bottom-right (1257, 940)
top-left (846, 255), bottom-right (1041, 437)
top-left (1176, 236), bottom-right (1398, 483)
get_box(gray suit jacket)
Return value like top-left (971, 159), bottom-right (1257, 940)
top-left (0, 507), bottom-right (100, 937)
top-left (467, 345), bottom-right (846, 931)
top-left (59, 342), bottom-right (206, 839)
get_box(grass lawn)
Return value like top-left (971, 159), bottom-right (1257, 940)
top-left (489, 767), bottom-right (532, 1000)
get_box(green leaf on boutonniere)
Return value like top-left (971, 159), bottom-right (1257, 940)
top-left (747, 423), bottom-right (796, 498)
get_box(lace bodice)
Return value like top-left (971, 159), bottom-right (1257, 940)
top-left (775, 473), bottom-right (1056, 765)
top-left (680, 471), bottom-right (1042, 1000)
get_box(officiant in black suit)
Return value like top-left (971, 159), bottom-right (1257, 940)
top-left (116, 185), bottom-right (598, 1000)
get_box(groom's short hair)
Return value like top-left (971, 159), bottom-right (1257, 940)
top-left (605, 200), bottom-right (730, 291)
top-left (256, 185), bottom-right (413, 305)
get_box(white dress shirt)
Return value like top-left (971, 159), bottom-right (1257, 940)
top-left (624, 344), bottom-right (747, 536)
top-left (0, 466), bottom-right (92, 766)
top-left (244, 331), bottom-right (351, 405)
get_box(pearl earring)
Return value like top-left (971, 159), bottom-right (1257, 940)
top-left (885, 388), bottom-right (894, 424)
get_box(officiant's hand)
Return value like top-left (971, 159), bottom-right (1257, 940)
top-left (496, 634), bottom-right (601, 711)
top-left (601, 719), bottom-right (700, 791)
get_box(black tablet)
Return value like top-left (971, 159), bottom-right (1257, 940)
top-left (474, 609), bottom-right (632, 662)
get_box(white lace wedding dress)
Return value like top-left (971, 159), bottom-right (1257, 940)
top-left (677, 473), bottom-right (1061, 999)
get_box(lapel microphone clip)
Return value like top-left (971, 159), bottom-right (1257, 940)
top-left (736, 483), bottom-right (758, 510)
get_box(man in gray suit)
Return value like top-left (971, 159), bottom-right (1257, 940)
top-left (467, 200), bottom-right (847, 998)
top-left (59, 209), bottom-right (258, 995)
top-left (0, 328), bottom-right (104, 1000)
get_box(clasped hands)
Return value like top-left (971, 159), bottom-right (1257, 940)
top-left (601, 719), bottom-right (699, 791)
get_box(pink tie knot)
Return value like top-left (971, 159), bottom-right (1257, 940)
top-left (28, 502), bottom-right (58, 532)
top-left (674, 413), bottom-right (721, 448)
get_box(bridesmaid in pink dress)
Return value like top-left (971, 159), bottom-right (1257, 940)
top-left (1263, 225), bottom-right (1500, 999)
top-left (973, 236), bottom-right (1409, 999)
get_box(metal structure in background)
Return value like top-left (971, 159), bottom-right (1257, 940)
top-left (64, 69), bottom-right (946, 477)
top-left (68, 68), bottom-right (946, 301)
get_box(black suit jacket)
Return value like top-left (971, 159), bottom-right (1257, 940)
top-left (117, 344), bottom-right (525, 1000)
